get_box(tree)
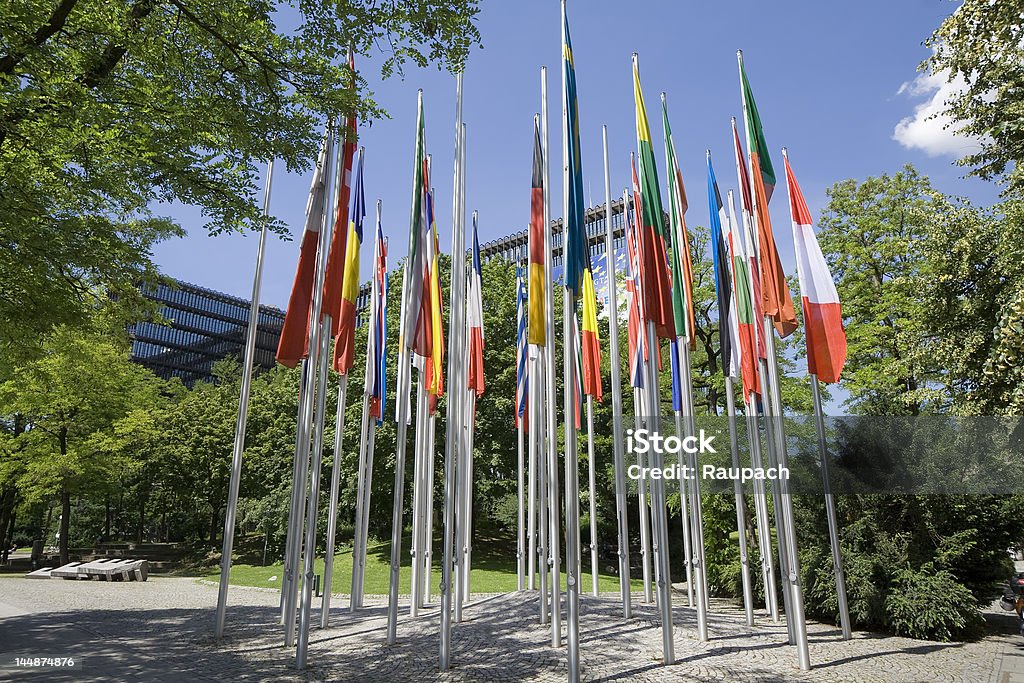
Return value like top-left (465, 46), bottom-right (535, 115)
top-left (0, 322), bottom-right (165, 564)
top-left (0, 0), bottom-right (481, 365)
top-left (927, 0), bottom-right (1024, 192)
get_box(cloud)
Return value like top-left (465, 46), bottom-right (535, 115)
top-left (893, 70), bottom-right (982, 158)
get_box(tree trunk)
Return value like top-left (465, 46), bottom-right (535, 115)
top-left (59, 487), bottom-right (70, 566)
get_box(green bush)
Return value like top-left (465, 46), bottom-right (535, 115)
top-left (884, 568), bottom-right (983, 641)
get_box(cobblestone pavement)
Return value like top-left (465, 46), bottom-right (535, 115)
top-left (0, 576), bottom-right (1019, 682)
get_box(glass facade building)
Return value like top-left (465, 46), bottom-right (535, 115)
top-left (130, 280), bottom-right (286, 385)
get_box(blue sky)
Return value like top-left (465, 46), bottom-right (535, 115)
top-left (151, 0), bottom-right (988, 311)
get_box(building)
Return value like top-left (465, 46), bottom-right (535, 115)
top-left (130, 280), bottom-right (285, 385)
top-left (133, 200), bottom-right (632, 384)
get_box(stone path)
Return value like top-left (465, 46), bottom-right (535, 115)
top-left (0, 576), bottom-right (1018, 682)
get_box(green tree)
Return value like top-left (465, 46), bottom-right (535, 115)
top-left (0, 322), bottom-right (165, 564)
top-left (0, 0), bottom-right (480, 364)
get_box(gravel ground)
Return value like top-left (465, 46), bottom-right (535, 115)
top-left (0, 576), bottom-right (1019, 682)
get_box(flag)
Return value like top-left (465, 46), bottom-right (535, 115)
top-left (332, 148), bottom-right (366, 375)
top-left (630, 158), bottom-right (663, 370)
top-left (661, 97), bottom-right (696, 350)
top-left (424, 186), bottom-right (445, 405)
top-left (367, 218), bottom-right (388, 424)
top-left (580, 260), bottom-right (602, 402)
top-left (785, 154), bottom-right (847, 384)
top-left (322, 50), bottom-right (359, 337)
top-left (276, 127), bottom-right (331, 368)
top-left (706, 154), bottom-right (740, 380)
top-left (624, 200), bottom-right (647, 389)
top-left (739, 57), bottom-right (798, 338)
top-left (725, 182), bottom-right (762, 399)
top-left (515, 264), bottom-right (529, 428)
top-left (528, 119), bottom-right (547, 345)
top-left (404, 96), bottom-right (430, 360)
top-left (632, 57), bottom-right (675, 339)
top-left (571, 313), bottom-right (583, 429)
top-left (466, 215), bottom-right (485, 397)
top-left (732, 119), bottom-right (767, 361)
top-left (561, 2), bottom-right (587, 298)
top-left (669, 337), bottom-right (683, 412)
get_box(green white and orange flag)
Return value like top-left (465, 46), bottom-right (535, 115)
top-left (661, 95), bottom-right (696, 351)
top-left (738, 53), bottom-right (798, 338)
top-left (632, 55), bottom-right (676, 340)
top-left (332, 147), bottom-right (365, 374)
top-left (424, 184), bottom-right (445, 406)
top-left (528, 118), bottom-right (546, 346)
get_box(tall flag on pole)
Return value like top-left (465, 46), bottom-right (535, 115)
top-left (732, 119), bottom-right (768, 360)
top-left (571, 314), bottom-right (584, 428)
top-left (625, 201), bottom-right (646, 389)
top-left (425, 186), bottom-right (445, 408)
top-left (404, 98), bottom-right (429, 361)
top-left (785, 154), bottom-right (847, 384)
top-left (368, 221), bottom-right (389, 423)
top-left (632, 57), bottom-right (675, 339)
top-left (739, 57), bottom-right (798, 338)
top-left (515, 264), bottom-right (529, 428)
top-left (276, 128), bottom-right (330, 368)
top-left (580, 264), bottom-right (602, 401)
top-left (528, 120), bottom-right (547, 345)
top-left (661, 97), bottom-right (696, 351)
top-left (323, 50), bottom-right (359, 337)
top-left (332, 148), bottom-right (366, 374)
top-left (561, 2), bottom-right (587, 298)
top-left (466, 216), bottom-right (485, 397)
top-left (707, 154), bottom-right (741, 380)
top-left (726, 188), bottom-right (762, 398)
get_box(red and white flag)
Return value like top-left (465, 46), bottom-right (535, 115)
top-left (784, 154), bottom-right (846, 384)
top-left (465, 215), bottom-right (485, 397)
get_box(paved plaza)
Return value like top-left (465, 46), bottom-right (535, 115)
top-left (0, 576), bottom-right (1021, 682)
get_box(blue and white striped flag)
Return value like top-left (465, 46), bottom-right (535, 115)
top-left (515, 264), bottom-right (529, 428)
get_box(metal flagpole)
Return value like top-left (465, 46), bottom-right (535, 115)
top-left (541, 64), bottom-right (562, 647)
top-left (602, 130), bottom-right (630, 619)
top-left (410, 375), bottom-right (428, 616)
top-left (737, 50), bottom-right (810, 670)
top-left (526, 344), bottom-right (537, 591)
top-left (672, 401), bottom-right (694, 609)
top-left (284, 125), bottom-right (336, 648)
top-left (387, 90), bottom-right (427, 646)
top-left (281, 357), bottom-right (310, 623)
top-left (453, 143), bottom-right (469, 626)
top-left (296, 125), bottom-right (342, 670)
top-left (585, 396), bottom-right (599, 597)
top-left (215, 158), bottom-right (275, 639)
top-left (439, 72), bottom-right (465, 673)
top-left (462, 384), bottom-right (477, 605)
top-left (562, 8), bottom-right (582, 672)
top-left (725, 376), bottom-right (755, 626)
top-left (811, 375), bottom-right (851, 639)
top-left (518, 386), bottom-right (527, 592)
top-left (535, 349), bottom-right (550, 622)
top-left (644, 321), bottom-right (675, 664)
top-left (425, 411), bottom-right (437, 604)
top-left (679, 339), bottom-right (709, 640)
top-left (625, 185), bottom-right (653, 606)
top-left (351, 387), bottom-right (371, 609)
top-left (321, 373), bottom-right (348, 626)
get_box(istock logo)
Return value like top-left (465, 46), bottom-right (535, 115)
top-left (626, 428), bottom-right (717, 455)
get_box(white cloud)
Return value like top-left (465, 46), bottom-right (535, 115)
top-left (892, 70), bottom-right (982, 158)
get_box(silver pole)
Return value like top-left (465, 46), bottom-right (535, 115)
top-left (602, 130), bottom-right (630, 619)
top-left (541, 64), bottom-right (562, 647)
top-left (644, 320), bottom-right (675, 664)
top-left (425, 412), bottom-right (437, 604)
top-left (285, 126), bottom-right (337, 648)
top-left (811, 376), bottom-right (851, 640)
top-left (517, 382), bottom-right (527, 592)
top-left (679, 339), bottom-right (709, 640)
top-left (410, 376), bottom-right (427, 616)
top-left (746, 392), bottom-right (778, 620)
top-left (585, 395), bottom-right (599, 597)
top-left (673, 406), bottom-right (695, 609)
top-left (321, 374), bottom-right (349, 626)
top-left (535, 350), bottom-right (550, 622)
top-left (215, 158), bottom-right (275, 639)
top-left (725, 377), bottom-right (755, 626)
top-left (526, 348), bottom-right (537, 590)
top-left (634, 386), bottom-right (653, 604)
top-left (387, 90), bottom-right (426, 646)
top-left (351, 389), bottom-right (371, 610)
top-left (439, 75), bottom-right (465, 668)
top-left (463, 388), bottom-right (477, 605)
top-left (356, 418), bottom-right (377, 609)
top-left (281, 358), bottom-right (310, 624)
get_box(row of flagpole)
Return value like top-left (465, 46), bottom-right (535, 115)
top-left (210, 5), bottom-right (859, 680)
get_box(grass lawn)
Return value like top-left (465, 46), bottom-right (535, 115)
top-left (207, 533), bottom-right (645, 596)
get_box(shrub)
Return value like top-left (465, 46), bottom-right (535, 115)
top-left (883, 568), bottom-right (984, 641)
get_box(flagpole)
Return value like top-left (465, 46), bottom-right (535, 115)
top-left (215, 158), bottom-right (275, 639)
top-left (728, 135), bottom-right (779, 624)
top-left (280, 357), bottom-right (310, 624)
top-left (387, 90), bottom-right (426, 646)
top-left (535, 348), bottom-right (550, 621)
top-left (352, 387), bottom-right (371, 610)
top-left (462, 382), bottom-right (477, 606)
top-left (724, 375), bottom-right (755, 625)
top-left (671, 377), bottom-right (694, 609)
top-left (525, 265), bottom-right (537, 593)
top-left (410, 374), bottom-right (428, 616)
top-left (585, 395), bottom-right (598, 597)
top-left (453, 139), bottom-right (469, 625)
top-left (562, 5), bottom-right (582, 674)
top-left (603, 128), bottom-right (631, 619)
top-left (296, 122), bottom-right (343, 669)
top-left (439, 75), bottom-right (465, 669)
top-left (737, 50), bottom-right (810, 671)
top-left (517, 386), bottom-right (526, 591)
top-left (284, 124), bottom-right (336, 649)
top-left (541, 64), bottom-right (562, 647)
top-left (321, 372), bottom-right (348, 626)
top-left (626, 183), bottom-right (653, 606)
